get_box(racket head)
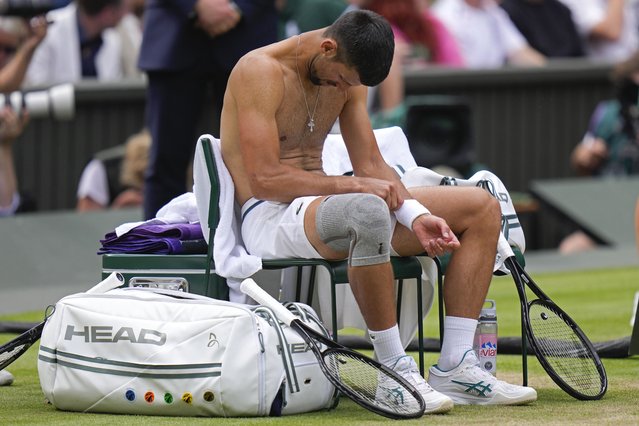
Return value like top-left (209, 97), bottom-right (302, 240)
top-left (0, 321), bottom-right (45, 370)
top-left (293, 321), bottom-right (425, 419)
top-left (526, 298), bottom-right (607, 400)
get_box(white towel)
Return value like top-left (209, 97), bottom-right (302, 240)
top-left (322, 126), bottom-right (417, 176)
top-left (114, 192), bottom-right (200, 237)
top-left (193, 135), bottom-right (262, 303)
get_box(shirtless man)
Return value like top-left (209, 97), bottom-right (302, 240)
top-left (221, 10), bottom-right (536, 413)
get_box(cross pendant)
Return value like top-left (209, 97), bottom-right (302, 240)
top-left (307, 118), bottom-right (315, 132)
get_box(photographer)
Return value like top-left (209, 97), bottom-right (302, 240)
top-left (0, 15), bottom-right (47, 386)
top-left (0, 16), bottom-right (46, 217)
top-left (561, 50), bottom-right (639, 254)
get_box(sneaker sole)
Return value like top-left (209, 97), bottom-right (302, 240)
top-left (424, 397), bottom-right (454, 414)
top-left (447, 390), bottom-right (537, 406)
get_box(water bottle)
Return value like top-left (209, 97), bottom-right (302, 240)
top-left (473, 299), bottom-right (497, 375)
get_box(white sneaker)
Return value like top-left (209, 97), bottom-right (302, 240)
top-left (381, 356), bottom-right (454, 414)
top-left (428, 350), bottom-right (537, 405)
top-left (0, 370), bottom-right (14, 386)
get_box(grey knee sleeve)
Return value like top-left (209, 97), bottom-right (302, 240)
top-left (315, 193), bottom-right (392, 267)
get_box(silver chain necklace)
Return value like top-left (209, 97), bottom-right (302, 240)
top-left (295, 35), bottom-right (321, 132)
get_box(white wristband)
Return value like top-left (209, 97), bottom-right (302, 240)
top-left (395, 199), bottom-right (430, 229)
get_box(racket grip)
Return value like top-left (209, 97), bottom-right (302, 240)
top-left (240, 278), bottom-right (298, 326)
top-left (86, 272), bottom-right (125, 294)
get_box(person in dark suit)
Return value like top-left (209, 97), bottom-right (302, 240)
top-left (139, 0), bottom-right (278, 219)
top-left (500, 0), bottom-right (584, 58)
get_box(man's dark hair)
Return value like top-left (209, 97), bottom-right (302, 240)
top-left (77, 0), bottom-right (122, 16)
top-left (323, 10), bottom-right (394, 87)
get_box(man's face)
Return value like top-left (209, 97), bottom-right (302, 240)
top-left (309, 57), bottom-right (361, 92)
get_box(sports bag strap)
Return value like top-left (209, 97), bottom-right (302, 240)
top-left (253, 306), bottom-right (300, 394)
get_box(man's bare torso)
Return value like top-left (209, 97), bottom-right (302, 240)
top-left (220, 35), bottom-right (351, 206)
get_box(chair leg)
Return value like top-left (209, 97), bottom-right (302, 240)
top-left (295, 266), bottom-right (304, 302)
top-left (396, 279), bottom-right (403, 323)
top-left (330, 269), bottom-right (339, 342)
top-left (521, 305), bottom-right (528, 386)
top-left (437, 262), bottom-right (445, 349)
top-left (307, 266), bottom-right (317, 306)
top-left (417, 275), bottom-right (424, 376)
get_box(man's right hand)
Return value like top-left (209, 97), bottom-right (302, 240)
top-left (194, 0), bottom-right (241, 37)
top-left (354, 176), bottom-right (404, 211)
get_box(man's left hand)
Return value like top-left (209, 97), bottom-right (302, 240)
top-left (412, 213), bottom-right (460, 257)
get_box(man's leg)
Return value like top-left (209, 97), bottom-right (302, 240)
top-left (304, 193), bottom-right (454, 414)
top-left (391, 185), bottom-right (536, 405)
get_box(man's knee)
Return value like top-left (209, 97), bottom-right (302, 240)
top-left (315, 193), bottom-right (392, 266)
top-left (477, 188), bottom-right (502, 232)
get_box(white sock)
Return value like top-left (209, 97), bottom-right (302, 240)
top-left (438, 316), bottom-right (478, 370)
top-left (368, 324), bottom-right (406, 367)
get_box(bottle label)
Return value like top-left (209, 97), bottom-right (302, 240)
top-left (477, 333), bottom-right (497, 375)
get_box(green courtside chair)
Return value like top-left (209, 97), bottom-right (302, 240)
top-left (199, 137), bottom-right (431, 375)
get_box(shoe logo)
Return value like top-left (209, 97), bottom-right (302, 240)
top-left (380, 386), bottom-right (405, 405)
top-left (451, 380), bottom-right (493, 397)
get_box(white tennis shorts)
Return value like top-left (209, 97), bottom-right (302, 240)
top-left (241, 196), bottom-right (323, 259)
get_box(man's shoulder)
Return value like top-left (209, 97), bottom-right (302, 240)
top-left (233, 49), bottom-right (285, 80)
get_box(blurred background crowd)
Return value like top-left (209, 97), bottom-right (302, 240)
top-left (1, 0), bottom-right (639, 254)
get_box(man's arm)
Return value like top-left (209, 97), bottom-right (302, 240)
top-left (589, 0), bottom-right (624, 41)
top-left (0, 16), bottom-right (47, 92)
top-left (339, 85), bottom-right (459, 256)
top-left (339, 85), bottom-right (410, 208)
top-left (231, 56), bottom-right (400, 203)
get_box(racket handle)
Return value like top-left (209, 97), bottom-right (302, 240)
top-left (86, 272), bottom-right (125, 294)
top-left (240, 278), bottom-right (298, 326)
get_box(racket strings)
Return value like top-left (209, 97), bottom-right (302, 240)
top-left (528, 303), bottom-right (603, 396)
top-left (323, 351), bottom-right (423, 416)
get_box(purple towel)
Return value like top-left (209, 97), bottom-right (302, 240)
top-left (99, 223), bottom-right (207, 255)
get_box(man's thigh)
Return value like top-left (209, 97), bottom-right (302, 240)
top-left (391, 186), bottom-right (496, 255)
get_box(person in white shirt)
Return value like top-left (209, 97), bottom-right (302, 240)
top-left (558, 0), bottom-right (639, 63)
top-left (24, 0), bottom-right (126, 87)
top-left (432, 0), bottom-right (545, 68)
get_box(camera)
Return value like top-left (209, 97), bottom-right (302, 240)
top-left (0, 83), bottom-right (74, 120)
top-left (0, 0), bottom-right (69, 17)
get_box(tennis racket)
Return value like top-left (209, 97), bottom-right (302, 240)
top-left (499, 237), bottom-right (607, 400)
top-left (0, 272), bottom-right (125, 371)
top-left (240, 278), bottom-right (425, 419)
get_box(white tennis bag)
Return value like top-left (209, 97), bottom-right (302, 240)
top-left (38, 286), bottom-right (337, 417)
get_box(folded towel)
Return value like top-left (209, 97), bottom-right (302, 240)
top-left (98, 223), bottom-right (207, 255)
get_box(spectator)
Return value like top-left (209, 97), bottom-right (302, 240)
top-left (24, 0), bottom-right (127, 87)
top-left (365, 0), bottom-right (464, 128)
top-left (76, 128), bottom-right (150, 211)
top-left (279, 0), bottom-right (360, 39)
top-left (571, 53), bottom-right (639, 178)
top-left (116, 0), bottom-right (145, 79)
top-left (0, 15), bottom-right (48, 387)
top-left (557, 0), bottom-right (639, 63)
top-left (561, 51), bottom-right (639, 253)
top-left (431, 0), bottom-right (546, 68)
top-left (0, 107), bottom-right (29, 217)
top-left (500, 0), bottom-right (584, 58)
top-left (139, 0), bottom-right (278, 219)
top-left (0, 16), bottom-right (47, 218)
